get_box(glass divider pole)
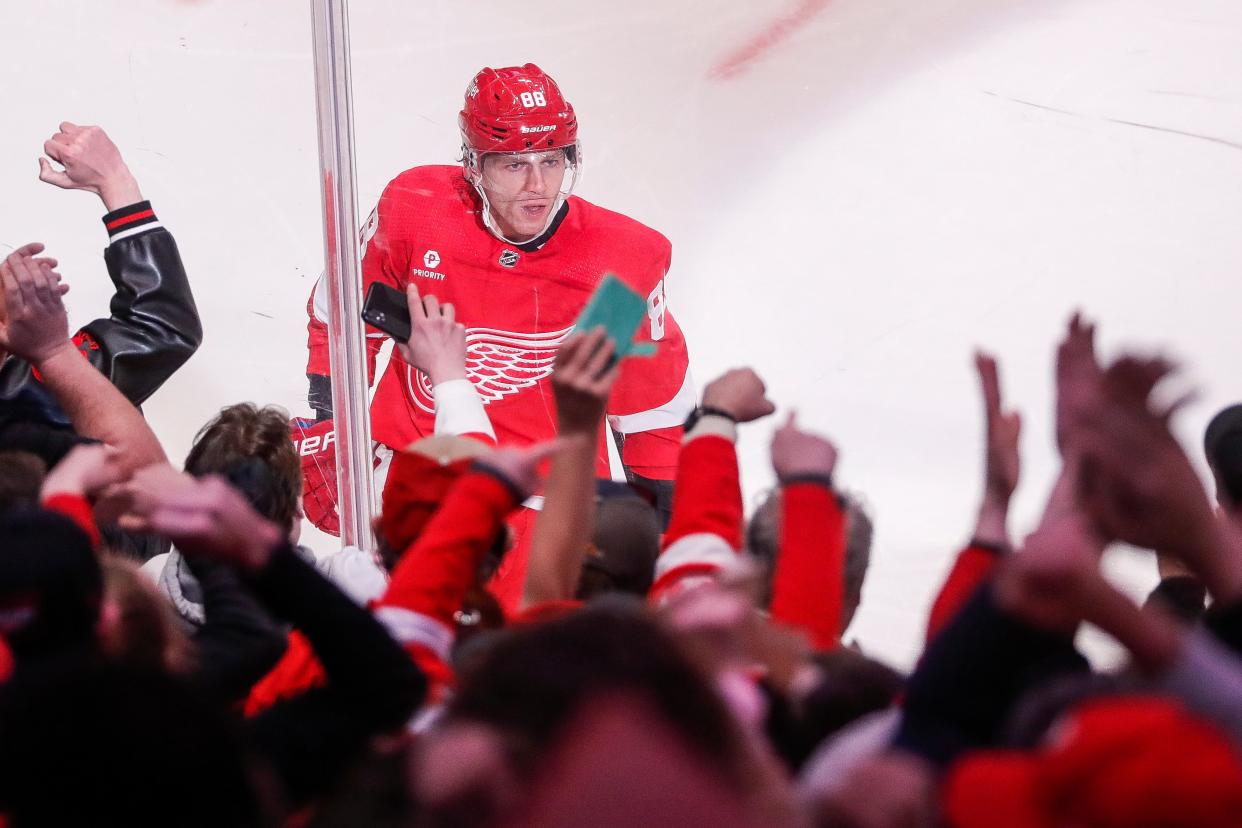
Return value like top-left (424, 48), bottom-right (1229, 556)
top-left (309, 0), bottom-right (375, 553)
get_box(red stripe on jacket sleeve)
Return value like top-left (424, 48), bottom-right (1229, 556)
top-left (104, 208), bottom-right (155, 230)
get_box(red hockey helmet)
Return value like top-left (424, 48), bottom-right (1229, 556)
top-left (459, 63), bottom-right (578, 155)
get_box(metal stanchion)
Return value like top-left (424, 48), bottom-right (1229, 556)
top-left (309, 0), bottom-right (375, 552)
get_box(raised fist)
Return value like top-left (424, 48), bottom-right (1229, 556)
top-left (40, 122), bottom-right (142, 211)
top-left (770, 412), bottom-right (838, 482)
top-left (701, 367), bottom-right (775, 424)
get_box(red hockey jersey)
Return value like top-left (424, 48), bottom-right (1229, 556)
top-left (306, 165), bottom-right (694, 478)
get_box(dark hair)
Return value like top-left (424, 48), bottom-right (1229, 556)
top-left (448, 600), bottom-right (750, 786)
top-left (577, 487), bottom-right (661, 600)
top-left (185, 404), bottom-right (299, 532)
top-left (0, 507), bottom-right (101, 661)
top-left (0, 662), bottom-right (267, 827)
top-left (796, 650), bottom-right (903, 764)
top-left (0, 451), bottom-right (47, 513)
top-left (1205, 404), bottom-right (1242, 508)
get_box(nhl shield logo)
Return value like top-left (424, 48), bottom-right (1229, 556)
top-left (498, 249), bottom-right (520, 268)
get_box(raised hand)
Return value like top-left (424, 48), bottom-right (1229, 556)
top-left (770, 412), bottom-right (838, 482)
top-left (103, 463), bottom-right (199, 530)
top-left (701, 367), bottom-right (776, 423)
top-left (144, 476), bottom-right (284, 571)
top-left (475, 439), bottom-right (568, 499)
top-left (996, 511), bottom-right (1105, 633)
top-left (1054, 311), bottom-right (1101, 455)
top-left (551, 327), bottom-right (619, 435)
top-left (40, 444), bottom-right (128, 500)
top-left (394, 283), bottom-right (467, 385)
top-left (0, 244), bottom-right (72, 364)
top-left (975, 351), bottom-right (1021, 504)
top-left (39, 122), bottom-right (142, 210)
top-left (1074, 354), bottom-right (1213, 563)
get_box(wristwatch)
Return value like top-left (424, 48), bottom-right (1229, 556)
top-left (683, 405), bottom-right (737, 433)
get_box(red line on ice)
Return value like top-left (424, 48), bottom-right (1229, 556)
top-left (709, 0), bottom-right (833, 80)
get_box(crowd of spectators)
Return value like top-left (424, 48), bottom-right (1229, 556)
top-left (4, 124), bottom-right (1242, 828)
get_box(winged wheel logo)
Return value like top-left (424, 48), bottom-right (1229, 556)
top-left (405, 326), bottom-right (574, 413)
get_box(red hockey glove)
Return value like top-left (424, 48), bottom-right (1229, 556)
top-left (290, 417), bottom-right (343, 536)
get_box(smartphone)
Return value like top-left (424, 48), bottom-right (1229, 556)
top-left (361, 282), bottom-right (411, 342)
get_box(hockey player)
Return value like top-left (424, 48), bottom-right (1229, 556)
top-left (302, 64), bottom-right (694, 605)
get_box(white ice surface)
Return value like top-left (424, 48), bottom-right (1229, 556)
top-left (3, 0), bottom-right (1242, 669)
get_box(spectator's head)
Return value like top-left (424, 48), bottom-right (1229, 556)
top-left (184, 404), bottom-right (301, 538)
top-left (98, 556), bottom-right (194, 674)
top-left (1204, 404), bottom-right (1242, 512)
top-left (376, 434), bottom-right (498, 572)
top-left (747, 489), bottom-right (874, 633)
top-left (0, 506), bottom-right (101, 664)
top-left (801, 649), bottom-right (903, 750)
top-left (0, 662), bottom-right (269, 827)
top-left (576, 481), bottom-right (661, 600)
top-left (0, 451), bottom-right (46, 512)
top-left (459, 64), bottom-right (580, 244)
top-left (944, 696), bottom-right (1242, 828)
top-left (448, 600), bottom-right (751, 787)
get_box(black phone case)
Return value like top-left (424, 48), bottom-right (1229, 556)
top-left (361, 282), bottom-right (412, 342)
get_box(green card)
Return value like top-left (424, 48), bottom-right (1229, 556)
top-left (573, 273), bottom-right (657, 361)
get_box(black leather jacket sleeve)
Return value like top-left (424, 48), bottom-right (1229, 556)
top-left (0, 201), bottom-right (202, 427)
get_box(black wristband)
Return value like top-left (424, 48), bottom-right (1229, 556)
top-left (967, 538), bottom-right (1009, 556)
top-left (683, 405), bottom-right (737, 433)
top-left (778, 472), bottom-right (835, 490)
top-left (469, 462), bottom-right (527, 506)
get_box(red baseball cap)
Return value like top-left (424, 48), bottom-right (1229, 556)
top-left (943, 697), bottom-right (1242, 828)
top-left (378, 435), bottom-right (489, 554)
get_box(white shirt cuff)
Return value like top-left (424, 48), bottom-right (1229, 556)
top-left (432, 378), bottom-right (495, 438)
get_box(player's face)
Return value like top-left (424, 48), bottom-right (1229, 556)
top-left (480, 149), bottom-right (568, 242)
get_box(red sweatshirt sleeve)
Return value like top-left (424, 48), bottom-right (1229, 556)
top-left (769, 482), bottom-right (845, 651)
top-left (374, 471), bottom-right (520, 700)
top-left (924, 542), bottom-right (1005, 646)
top-left (649, 434), bottom-right (743, 602)
top-left (41, 493), bottom-right (100, 548)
